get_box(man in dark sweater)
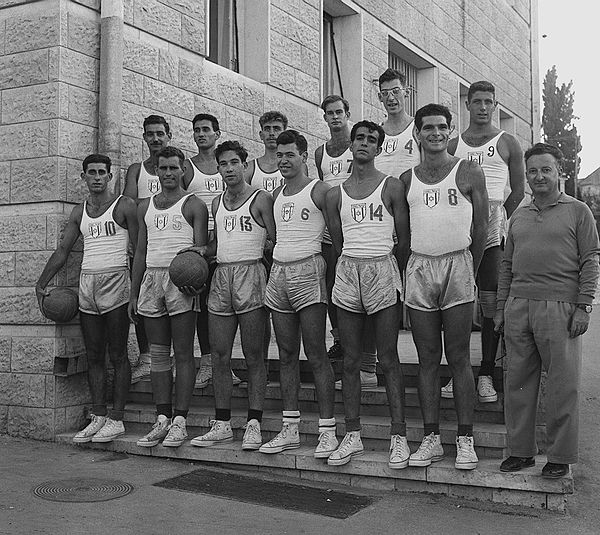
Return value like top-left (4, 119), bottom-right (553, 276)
top-left (495, 143), bottom-right (600, 478)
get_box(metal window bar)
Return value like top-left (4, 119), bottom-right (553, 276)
top-left (388, 51), bottom-right (417, 115)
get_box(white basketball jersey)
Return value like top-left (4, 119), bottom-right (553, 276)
top-left (375, 121), bottom-right (420, 177)
top-left (249, 159), bottom-right (284, 193)
top-left (137, 163), bottom-right (161, 199)
top-left (80, 196), bottom-right (129, 273)
top-left (454, 131), bottom-right (508, 202)
top-left (407, 160), bottom-right (472, 256)
top-left (320, 144), bottom-right (353, 187)
top-left (144, 194), bottom-right (194, 268)
top-left (215, 190), bottom-right (266, 263)
top-left (340, 177), bottom-right (394, 258)
top-left (273, 180), bottom-right (325, 263)
top-left (185, 160), bottom-right (223, 231)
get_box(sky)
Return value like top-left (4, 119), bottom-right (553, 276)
top-left (538, 0), bottom-right (597, 178)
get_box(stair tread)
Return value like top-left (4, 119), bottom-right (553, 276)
top-left (55, 432), bottom-right (571, 495)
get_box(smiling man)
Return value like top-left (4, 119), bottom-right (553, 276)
top-left (401, 104), bottom-right (488, 471)
top-left (190, 140), bottom-right (276, 451)
top-left (259, 130), bottom-right (337, 459)
top-left (130, 146), bottom-right (208, 449)
top-left (375, 68), bottom-right (421, 178)
top-left (495, 143), bottom-right (599, 478)
top-left (444, 81), bottom-right (525, 404)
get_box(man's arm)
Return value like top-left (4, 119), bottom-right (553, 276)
top-left (493, 223), bottom-right (514, 333)
top-left (325, 187), bottom-right (343, 256)
top-left (182, 159), bottom-right (194, 190)
top-left (123, 163), bottom-right (141, 200)
top-left (35, 204), bottom-right (83, 310)
top-left (500, 134), bottom-right (525, 218)
top-left (462, 160), bottom-right (488, 274)
top-left (252, 190), bottom-right (277, 245)
top-left (312, 180), bottom-right (331, 230)
top-left (447, 136), bottom-right (459, 156)
top-left (243, 160), bottom-right (256, 185)
top-left (314, 145), bottom-right (324, 180)
top-left (128, 200), bottom-right (149, 322)
top-left (388, 173), bottom-right (411, 272)
top-left (115, 196), bottom-right (138, 257)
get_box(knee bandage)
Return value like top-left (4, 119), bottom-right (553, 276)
top-left (150, 344), bottom-right (172, 373)
top-left (479, 290), bottom-right (497, 319)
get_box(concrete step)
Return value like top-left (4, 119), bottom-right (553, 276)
top-left (55, 433), bottom-right (572, 513)
top-left (120, 403), bottom-right (512, 457)
top-left (128, 380), bottom-right (506, 424)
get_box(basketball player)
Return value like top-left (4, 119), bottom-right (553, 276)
top-left (442, 81), bottom-right (525, 403)
top-left (130, 146), bottom-right (208, 448)
top-left (403, 104), bottom-right (488, 470)
top-left (189, 141), bottom-right (276, 450)
top-left (326, 121), bottom-right (410, 468)
top-left (375, 68), bottom-right (420, 177)
top-left (182, 113), bottom-right (241, 389)
top-left (36, 154), bottom-right (137, 443)
top-left (245, 110), bottom-right (287, 193)
top-left (259, 130), bottom-right (337, 459)
top-left (123, 115), bottom-right (172, 383)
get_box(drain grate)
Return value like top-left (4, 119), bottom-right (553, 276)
top-left (32, 478), bottom-right (133, 503)
top-left (154, 468), bottom-right (376, 519)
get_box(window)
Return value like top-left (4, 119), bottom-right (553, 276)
top-left (321, 0), bottom-right (361, 112)
top-left (388, 51), bottom-right (418, 116)
top-left (388, 37), bottom-right (435, 115)
top-left (208, 0), bottom-right (240, 72)
top-left (323, 11), bottom-right (343, 97)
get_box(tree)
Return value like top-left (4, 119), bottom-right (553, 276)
top-left (541, 65), bottom-right (582, 196)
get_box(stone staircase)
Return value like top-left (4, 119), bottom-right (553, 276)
top-left (56, 330), bottom-right (572, 512)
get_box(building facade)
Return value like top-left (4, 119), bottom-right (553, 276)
top-left (0, 0), bottom-right (539, 438)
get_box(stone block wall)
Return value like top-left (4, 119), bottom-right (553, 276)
top-left (0, 0), bottom-right (536, 440)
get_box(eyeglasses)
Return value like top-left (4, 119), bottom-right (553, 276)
top-left (379, 87), bottom-right (405, 98)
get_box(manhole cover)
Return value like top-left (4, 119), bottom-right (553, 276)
top-left (32, 478), bottom-right (133, 502)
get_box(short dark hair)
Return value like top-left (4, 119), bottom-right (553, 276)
top-left (378, 68), bottom-right (407, 89)
top-left (524, 142), bottom-right (564, 169)
top-left (320, 95), bottom-right (350, 113)
top-left (214, 140), bottom-right (249, 163)
top-left (192, 113), bottom-right (220, 132)
top-left (82, 153), bottom-right (111, 173)
top-left (143, 115), bottom-right (170, 135)
top-left (259, 111), bottom-right (288, 129)
top-left (156, 146), bottom-right (185, 167)
top-left (467, 81), bottom-right (496, 102)
top-left (276, 129), bottom-right (308, 154)
top-left (350, 120), bottom-right (385, 149)
top-left (414, 103), bottom-right (453, 131)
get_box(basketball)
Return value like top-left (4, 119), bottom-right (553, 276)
top-left (42, 287), bottom-right (79, 323)
top-left (169, 251), bottom-right (209, 290)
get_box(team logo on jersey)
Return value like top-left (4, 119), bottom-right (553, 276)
top-left (281, 202), bottom-right (294, 222)
top-left (205, 177), bottom-right (221, 192)
top-left (330, 160), bottom-right (343, 176)
top-left (224, 215), bottom-right (237, 232)
top-left (148, 178), bottom-right (160, 194)
top-left (154, 214), bottom-right (168, 230)
top-left (423, 189), bottom-right (440, 208)
top-left (351, 203), bottom-right (367, 223)
top-left (88, 222), bottom-right (102, 239)
top-left (467, 151), bottom-right (484, 165)
top-left (383, 139), bottom-right (398, 154)
top-left (263, 177), bottom-right (278, 192)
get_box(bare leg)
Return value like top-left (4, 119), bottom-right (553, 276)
top-left (104, 304), bottom-right (132, 415)
top-left (271, 311), bottom-right (301, 411)
top-left (144, 315), bottom-right (172, 405)
top-left (80, 312), bottom-right (108, 416)
top-left (239, 308), bottom-right (268, 410)
top-left (170, 310), bottom-right (197, 412)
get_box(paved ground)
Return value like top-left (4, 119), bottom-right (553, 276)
top-left (2, 314), bottom-right (600, 534)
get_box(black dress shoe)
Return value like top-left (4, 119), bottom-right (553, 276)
top-left (542, 462), bottom-right (569, 478)
top-left (500, 456), bottom-right (535, 472)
